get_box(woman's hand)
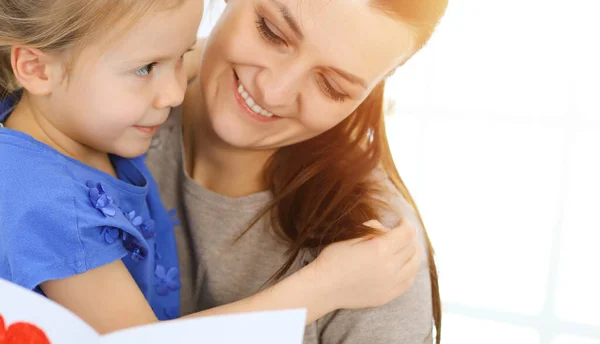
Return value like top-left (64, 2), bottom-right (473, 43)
top-left (310, 218), bottom-right (421, 311)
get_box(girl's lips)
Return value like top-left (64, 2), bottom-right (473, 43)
top-left (133, 125), bottom-right (160, 135)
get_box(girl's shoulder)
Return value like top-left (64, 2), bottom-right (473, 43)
top-left (0, 136), bottom-right (152, 290)
top-left (0, 130), bottom-right (91, 203)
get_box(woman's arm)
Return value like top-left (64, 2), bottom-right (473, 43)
top-left (42, 219), bottom-right (420, 334)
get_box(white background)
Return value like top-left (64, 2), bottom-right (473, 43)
top-left (199, 1), bottom-right (600, 343)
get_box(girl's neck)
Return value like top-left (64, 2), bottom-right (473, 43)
top-left (182, 89), bottom-right (274, 198)
top-left (5, 92), bottom-right (116, 177)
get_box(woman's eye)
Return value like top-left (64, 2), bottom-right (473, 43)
top-left (135, 63), bottom-right (157, 77)
top-left (256, 16), bottom-right (285, 45)
top-left (319, 76), bottom-right (348, 103)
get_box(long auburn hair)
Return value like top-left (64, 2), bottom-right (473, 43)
top-left (240, 1), bottom-right (448, 342)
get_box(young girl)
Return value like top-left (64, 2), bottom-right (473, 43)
top-left (0, 0), bottom-right (421, 335)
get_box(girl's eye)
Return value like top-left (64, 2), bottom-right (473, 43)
top-left (135, 62), bottom-right (157, 77)
top-left (256, 16), bottom-right (285, 45)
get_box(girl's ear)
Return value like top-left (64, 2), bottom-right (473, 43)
top-left (11, 47), bottom-right (65, 96)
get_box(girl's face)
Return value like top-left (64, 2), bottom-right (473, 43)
top-left (47, 0), bottom-right (204, 158)
top-left (197, 0), bottom-right (415, 151)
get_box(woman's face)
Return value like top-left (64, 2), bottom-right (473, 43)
top-left (198, 0), bottom-right (415, 150)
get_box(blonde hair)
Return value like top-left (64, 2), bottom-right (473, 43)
top-left (0, 0), bottom-right (184, 99)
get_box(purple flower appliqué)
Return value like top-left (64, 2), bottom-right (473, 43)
top-left (100, 227), bottom-right (120, 244)
top-left (155, 265), bottom-right (181, 296)
top-left (140, 218), bottom-right (156, 239)
top-left (87, 181), bottom-right (117, 217)
top-left (123, 238), bottom-right (147, 262)
top-left (127, 210), bottom-right (143, 227)
top-left (121, 211), bottom-right (142, 242)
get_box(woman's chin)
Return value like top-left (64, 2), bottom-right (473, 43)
top-left (210, 120), bottom-right (258, 149)
top-left (210, 123), bottom-right (281, 151)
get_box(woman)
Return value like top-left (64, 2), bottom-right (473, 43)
top-left (147, 0), bottom-right (447, 342)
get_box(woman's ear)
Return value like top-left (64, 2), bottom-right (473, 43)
top-left (11, 47), bottom-right (64, 96)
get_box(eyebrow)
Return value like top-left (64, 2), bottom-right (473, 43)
top-left (268, 0), bottom-right (367, 89)
top-left (136, 40), bottom-right (197, 64)
top-left (270, 0), bottom-right (304, 39)
top-left (329, 66), bottom-right (368, 89)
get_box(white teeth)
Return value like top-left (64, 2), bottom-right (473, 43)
top-left (237, 80), bottom-right (275, 118)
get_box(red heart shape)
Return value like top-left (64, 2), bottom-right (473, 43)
top-left (0, 315), bottom-right (6, 340)
top-left (0, 315), bottom-right (51, 344)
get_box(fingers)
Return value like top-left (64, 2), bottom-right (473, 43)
top-left (363, 219), bottom-right (389, 232)
top-left (396, 275), bottom-right (417, 296)
top-left (395, 235), bottom-right (419, 265)
top-left (358, 220), bottom-right (389, 243)
top-left (362, 218), bottom-right (419, 259)
top-left (394, 246), bottom-right (422, 291)
top-left (361, 218), bottom-right (421, 267)
top-left (385, 218), bottom-right (418, 254)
